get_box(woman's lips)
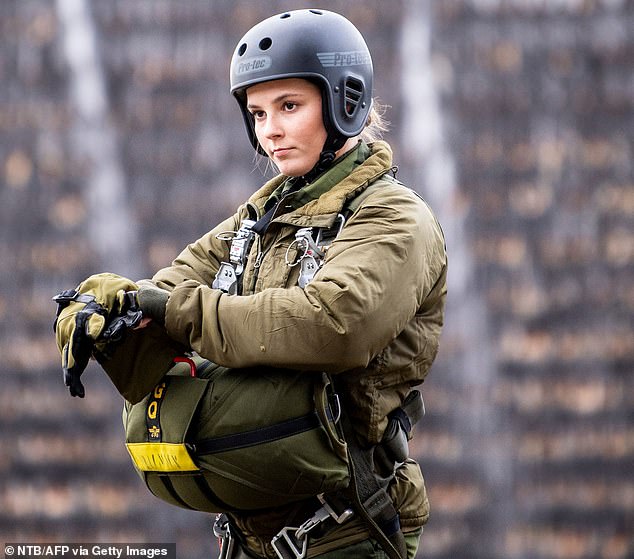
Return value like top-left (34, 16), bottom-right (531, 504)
top-left (272, 147), bottom-right (292, 158)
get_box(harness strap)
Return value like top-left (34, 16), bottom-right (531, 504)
top-left (326, 375), bottom-right (423, 559)
top-left (266, 387), bottom-right (423, 558)
top-left (251, 204), bottom-right (277, 236)
top-left (337, 409), bottom-right (408, 559)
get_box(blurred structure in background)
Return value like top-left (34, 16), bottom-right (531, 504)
top-left (0, 1), bottom-right (632, 558)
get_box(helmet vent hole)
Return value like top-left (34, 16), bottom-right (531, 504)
top-left (259, 37), bottom-right (272, 51)
top-left (280, 13), bottom-right (291, 19)
top-left (344, 77), bottom-right (364, 117)
top-left (238, 43), bottom-right (247, 56)
top-left (309, 9), bottom-right (323, 15)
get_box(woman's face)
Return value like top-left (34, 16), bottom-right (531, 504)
top-left (246, 78), bottom-right (328, 177)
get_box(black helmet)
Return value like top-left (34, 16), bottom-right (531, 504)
top-left (230, 9), bottom-right (373, 161)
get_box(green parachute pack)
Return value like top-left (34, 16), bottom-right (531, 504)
top-left (123, 356), bottom-right (350, 512)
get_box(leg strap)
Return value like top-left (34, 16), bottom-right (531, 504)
top-left (339, 412), bottom-right (408, 559)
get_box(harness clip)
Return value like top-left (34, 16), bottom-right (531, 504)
top-left (271, 527), bottom-right (308, 559)
top-left (213, 219), bottom-right (256, 294)
top-left (271, 494), bottom-right (353, 559)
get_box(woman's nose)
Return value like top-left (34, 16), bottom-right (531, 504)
top-left (261, 114), bottom-right (283, 139)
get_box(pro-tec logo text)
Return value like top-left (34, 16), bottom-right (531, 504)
top-left (236, 56), bottom-right (272, 75)
top-left (317, 51), bottom-right (371, 67)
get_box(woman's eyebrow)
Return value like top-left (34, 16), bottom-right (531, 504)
top-left (247, 92), bottom-right (305, 110)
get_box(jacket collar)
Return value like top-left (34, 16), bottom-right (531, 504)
top-left (247, 141), bottom-right (393, 227)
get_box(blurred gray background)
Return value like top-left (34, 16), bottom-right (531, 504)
top-left (1, 1), bottom-right (632, 558)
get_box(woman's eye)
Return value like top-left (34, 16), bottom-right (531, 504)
top-left (283, 102), bottom-right (296, 111)
top-left (251, 110), bottom-right (265, 120)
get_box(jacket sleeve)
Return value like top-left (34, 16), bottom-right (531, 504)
top-left (151, 211), bottom-right (242, 290)
top-left (164, 186), bottom-right (447, 372)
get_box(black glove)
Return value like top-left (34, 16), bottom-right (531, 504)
top-left (53, 273), bottom-right (142, 397)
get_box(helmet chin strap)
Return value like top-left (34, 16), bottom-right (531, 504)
top-left (303, 91), bottom-right (348, 180)
top-left (305, 132), bottom-right (345, 181)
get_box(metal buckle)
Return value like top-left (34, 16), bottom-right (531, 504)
top-left (271, 526), bottom-right (308, 559)
top-left (271, 495), bottom-right (354, 559)
top-left (212, 262), bottom-right (238, 294)
top-left (316, 494), bottom-right (354, 525)
top-left (213, 219), bottom-right (256, 294)
top-left (229, 219), bottom-right (256, 275)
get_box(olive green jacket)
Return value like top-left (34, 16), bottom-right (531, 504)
top-left (152, 140), bottom-right (447, 553)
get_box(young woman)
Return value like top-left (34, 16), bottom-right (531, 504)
top-left (54, 9), bottom-right (447, 559)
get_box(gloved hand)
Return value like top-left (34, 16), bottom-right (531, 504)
top-left (53, 273), bottom-right (141, 397)
top-left (136, 279), bottom-right (170, 326)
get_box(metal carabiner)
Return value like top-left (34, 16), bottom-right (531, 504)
top-left (271, 494), bottom-right (354, 559)
top-left (213, 515), bottom-right (236, 559)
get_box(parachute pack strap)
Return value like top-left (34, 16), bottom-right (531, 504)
top-left (337, 408), bottom-right (407, 559)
